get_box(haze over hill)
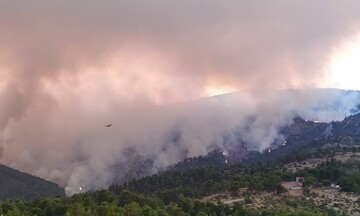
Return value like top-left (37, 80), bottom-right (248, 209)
top-left (2, 1), bottom-right (360, 196)
top-left (2, 88), bottom-right (360, 195)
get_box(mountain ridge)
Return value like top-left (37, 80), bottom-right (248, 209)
top-left (170, 113), bottom-right (360, 171)
top-left (0, 163), bottom-right (65, 200)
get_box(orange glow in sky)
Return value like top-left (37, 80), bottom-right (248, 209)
top-left (325, 33), bottom-right (360, 90)
top-left (204, 85), bottom-right (237, 97)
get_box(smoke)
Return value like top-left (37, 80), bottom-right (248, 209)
top-left (0, 146), bottom-right (3, 160)
top-left (3, 88), bottom-right (360, 196)
top-left (1, 0), bottom-right (360, 195)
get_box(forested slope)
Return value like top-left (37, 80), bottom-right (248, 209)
top-left (0, 164), bottom-right (65, 200)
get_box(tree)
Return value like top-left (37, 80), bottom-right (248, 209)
top-left (177, 194), bottom-right (193, 213)
top-left (232, 202), bottom-right (246, 216)
top-left (264, 174), bottom-right (281, 193)
top-left (122, 202), bottom-right (142, 216)
top-left (167, 205), bottom-right (188, 216)
top-left (95, 190), bottom-right (117, 204)
top-left (232, 175), bottom-right (247, 186)
top-left (338, 176), bottom-right (359, 192)
top-left (6, 207), bottom-right (22, 216)
top-left (248, 176), bottom-right (263, 192)
top-left (65, 203), bottom-right (86, 216)
top-left (229, 181), bottom-right (240, 195)
top-left (141, 205), bottom-right (157, 216)
top-left (322, 180), bottom-right (331, 187)
top-left (303, 175), bottom-right (317, 188)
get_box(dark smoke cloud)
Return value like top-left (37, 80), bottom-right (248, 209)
top-left (1, 0), bottom-right (360, 195)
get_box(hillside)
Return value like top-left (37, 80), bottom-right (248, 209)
top-left (170, 113), bottom-right (360, 171)
top-left (109, 143), bottom-right (360, 215)
top-left (0, 164), bottom-right (65, 200)
top-left (1, 142), bottom-right (360, 215)
top-left (103, 112), bottom-right (360, 186)
top-left (1, 112), bottom-right (360, 214)
top-left (88, 89), bottom-right (360, 187)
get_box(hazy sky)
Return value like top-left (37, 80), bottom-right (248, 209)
top-left (1, 0), bottom-right (360, 102)
top-left (1, 0), bottom-right (360, 194)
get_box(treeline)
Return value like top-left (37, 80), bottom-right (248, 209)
top-left (280, 145), bottom-right (360, 193)
top-left (0, 164), bottom-right (65, 200)
top-left (0, 161), bottom-right (331, 216)
top-left (295, 158), bottom-right (360, 193)
top-left (0, 190), bottom-right (331, 216)
top-left (1, 144), bottom-right (359, 215)
top-left (279, 144), bottom-right (360, 164)
top-left (109, 163), bottom-right (294, 204)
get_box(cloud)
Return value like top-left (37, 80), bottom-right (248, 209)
top-left (2, 1), bottom-right (360, 94)
top-left (1, 0), bottom-right (360, 195)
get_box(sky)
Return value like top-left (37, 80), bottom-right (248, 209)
top-left (1, 0), bottom-right (360, 195)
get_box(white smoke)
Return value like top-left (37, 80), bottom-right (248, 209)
top-left (1, 0), bottom-right (360, 195)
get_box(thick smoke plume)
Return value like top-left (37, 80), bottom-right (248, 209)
top-left (1, 0), bottom-right (360, 195)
